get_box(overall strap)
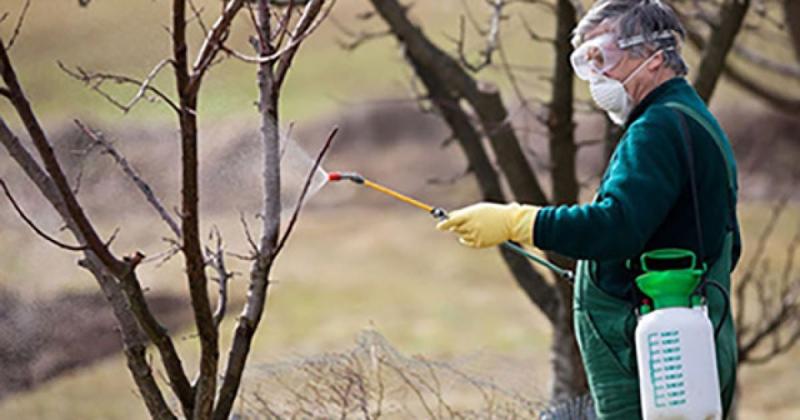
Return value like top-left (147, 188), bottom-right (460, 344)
top-left (666, 102), bottom-right (737, 337)
top-left (664, 102), bottom-right (737, 197)
top-left (672, 108), bottom-right (706, 265)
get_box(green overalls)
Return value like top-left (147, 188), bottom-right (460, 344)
top-left (534, 78), bottom-right (741, 419)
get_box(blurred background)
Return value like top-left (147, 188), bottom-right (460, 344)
top-left (0, 0), bottom-right (798, 418)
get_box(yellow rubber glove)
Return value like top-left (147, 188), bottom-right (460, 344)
top-left (436, 202), bottom-right (539, 248)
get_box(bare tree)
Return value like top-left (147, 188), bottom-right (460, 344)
top-left (350, 0), bottom-right (800, 405)
top-left (0, 0), bottom-right (333, 418)
top-left (360, 0), bottom-right (585, 401)
top-left (728, 192), bottom-right (800, 417)
top-left (674, 0), bottom-right (800, 112)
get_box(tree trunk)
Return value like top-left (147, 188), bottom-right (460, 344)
top-left (545, 0), bottom-right (587, 400)
top-left (368, 0), bottom-right (589, 403)
top-left (693, 0), bottom-right (751, 102)
top-left (786, 0), bottom-right (800, 63)
top-left (548, 0), bottom-right (579, 206)
top-left (550, 282), bottom-right (588, 399)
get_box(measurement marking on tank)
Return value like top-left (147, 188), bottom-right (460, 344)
top-left (647, 330), bottom-right (687, 408)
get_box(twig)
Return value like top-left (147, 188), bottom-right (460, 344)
top-left (187, 0), bottom-right (246, 94)
top-left (247, 1), bottom-right (270, 54)
top-left (453, 0), bottom-right (505, 73)
top-left (735, 196), bottom-right (787, 323)
top-left (74, 120), bottom-right (181, 238)
top-left (273, 126), bottom-right (338, 257)
top-left (330, 16), bottom-right (391, 51)
top-left (733, 44), bottom-right (800, 79)
top-left (220, 0), bottom-right (330, 69)
top-left (520, 15), bottom-right (555, 43)
top-left (497, 36), bottom-right (536, 115)
top-left (426, 165), bottom-right (472, 186)
top-left (0, 40), bottom-right (125, 274)
top-left (7, 0), bottom-right (31, 50)
top-left (206, 227), bottom-right (234, 327)
top-left (239, 211), bottom-right (260, 256)
top-left (275, 0), bottom-right (333, 88)
top-left (272, 0), bottom-right (295, 46)
top-left (144, 241), bottom-right (182, 267)
top-left (752, 0), bottom-right (787, 30)
top-left (125, 59), bottom-right (173, 111)
top-left (382, 361), bottom-right (437, 419)
top-left (57, 61), bottom-right (180, 114)
top-left (187, 0), bottom-right (209, 36)
top-left (0, 178), bottom-right (88, 251)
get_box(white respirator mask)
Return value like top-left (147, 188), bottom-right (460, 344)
top-left (571, 31), bottom-right (675, 125)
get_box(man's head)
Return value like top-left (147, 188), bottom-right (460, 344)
top-left (571, 0), bottom-right (687, 123)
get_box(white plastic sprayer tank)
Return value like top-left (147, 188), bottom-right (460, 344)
top-left (633, 250), bottom-right (722, 420)
top-left (636, 307), bottom-right (721, 419)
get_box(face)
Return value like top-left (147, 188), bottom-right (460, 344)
top-left (581, 24), bottom-right (665, 88)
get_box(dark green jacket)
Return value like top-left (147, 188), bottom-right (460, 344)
top-left (534, 77), bottom-right (741, 300)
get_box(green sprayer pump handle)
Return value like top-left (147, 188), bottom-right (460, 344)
top-left (640, 248), bottom-right (697, 272)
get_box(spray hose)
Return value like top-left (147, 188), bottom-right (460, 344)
top-left (328, 171), bottom-right (574, 282)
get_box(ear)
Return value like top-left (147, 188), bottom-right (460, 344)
top-left (647, 50), bottom-right (665, 72)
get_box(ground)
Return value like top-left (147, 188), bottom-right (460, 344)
top-left (1, 0), bottom-right (799, 418)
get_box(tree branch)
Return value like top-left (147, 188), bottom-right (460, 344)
top-left (369, 0), bottom-right (549, 206)
top-left (172, 0), bottom-right (219, 416)
top-left (454, 0), bottom-right (506, 73)
top-left (0, 118), bottom-right (176, 420)
top-left (118, 266), bottom-right (196, 418)
top-left (723, 62), bottom-right (800, 113)
top-left (274, 0), bottom-right (329, 89)
top-left (187, 0), bottom-right (246, 95)
top-left (187, 0), bottom-right (210, 36)
top-left (736, 191), bottom-right (800, 366)
top-left (206, 227), bottom-right (234, 328)
top-left (6, 0), bottom-right (31, 50)
top-left (0, 38), bottom-right (126, 275)
top-left (786, 0), bottom-right (800, 62)
top-left (57, 60), bottom-right (180, 114)
top-left (70, 122), bottom-right (194, 416)
top-left (683, 20), bottom-right (800, 114)
top-left (692, 0), bottom-right (751, 102)
top-left (74, 120), bottom-right (181, 238)
top-left (547, 0), bottom-right (577, 205)
top-left (213, 1), bottom-right (282, 417)
top-left (274, 126), bottom-right (338, 257)
top-left (733, 44), bottom-right (800, 79)
top-left (0, 178), bottom-right (87, 251)
top-left (401, 28), bottom-right (560, 324)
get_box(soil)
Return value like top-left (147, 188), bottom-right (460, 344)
top-left (0, 289), bottom-right (191, 401)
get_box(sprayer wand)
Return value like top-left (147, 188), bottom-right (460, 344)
top-left (328, 171), bottom-right (574, 282)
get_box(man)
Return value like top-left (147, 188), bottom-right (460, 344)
top-left (437, 1), bottom-right (741, 418)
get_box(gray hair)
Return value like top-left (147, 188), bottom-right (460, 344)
top-left (572, 0), bottom-right (688, 76)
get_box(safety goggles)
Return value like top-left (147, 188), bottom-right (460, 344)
top-left (571, 31), bottom-right (675, 80)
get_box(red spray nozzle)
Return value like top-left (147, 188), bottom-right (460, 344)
top-left (327, 171), bottom-right (365, 184)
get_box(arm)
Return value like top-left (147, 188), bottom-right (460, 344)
top-left (534, 106), bottom-right (688, 260)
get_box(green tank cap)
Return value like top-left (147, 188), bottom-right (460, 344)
top-left (634, 249), bottom-right (705, 310)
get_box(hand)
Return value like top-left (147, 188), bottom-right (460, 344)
top-left (436, 202), bottom-right (539, 248)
